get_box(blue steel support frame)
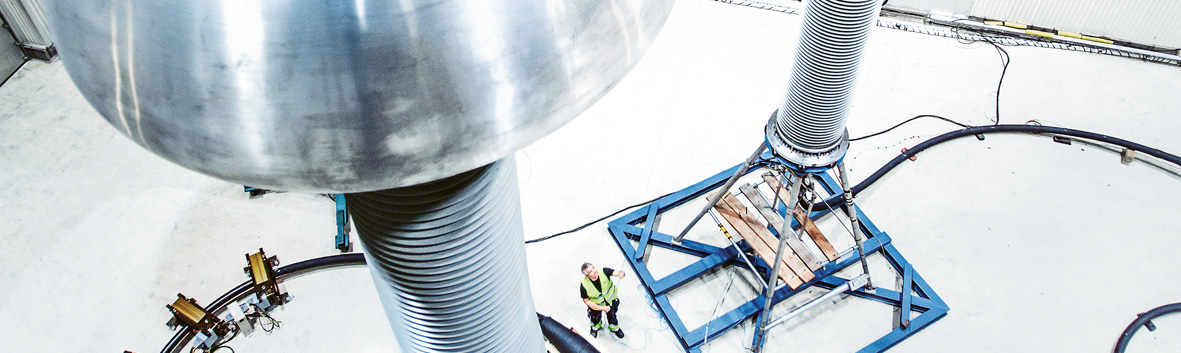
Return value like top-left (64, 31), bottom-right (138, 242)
top-left (606, 152), bottom-right (947, 352)
top-left (334, 194), bottom-right (351, 252)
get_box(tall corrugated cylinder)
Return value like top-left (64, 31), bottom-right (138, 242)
top-left (346, 158), bottom-right (544, 353)
top-left (774, 0), bottom-right (881, 161)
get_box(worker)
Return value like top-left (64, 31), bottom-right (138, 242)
top-left (580, 262), bottom-right (626, 338)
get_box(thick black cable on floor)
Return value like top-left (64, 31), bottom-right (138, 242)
top-left (161, 253), bottom-right (594, 353)
top-left (538, 313), bottom-right (600, 353)
top-left (1113, 303), bottom-right (1181, 353)
top-left (161, 253), bottom-right (366, 353)
top-left (821, 124), bottom-right (1181, 209)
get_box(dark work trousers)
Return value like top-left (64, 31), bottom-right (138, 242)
top-left (588, 298), bottom-right (620, 330)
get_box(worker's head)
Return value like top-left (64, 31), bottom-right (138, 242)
top-left (581, 262), bottom-right (597, 280)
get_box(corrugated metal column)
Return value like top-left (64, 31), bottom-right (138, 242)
top-left (346, 158), bottom-right (545, 353)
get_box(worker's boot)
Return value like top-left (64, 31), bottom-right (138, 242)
top-left (590, 322), bottom-right (602, 337)
top-left (610, 324), bottom-right (625, 338)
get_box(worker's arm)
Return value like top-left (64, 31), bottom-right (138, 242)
top-left (583, 298), bottom-right (610, 312)
top-left (613, 270), bottom-right (626, 279)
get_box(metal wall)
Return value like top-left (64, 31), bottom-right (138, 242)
top-left (886, 0), bottom-right (973, 16)
top-left (0, 0), bottom-right (49, 46)
top-left (970, 0), bottom-right (1181, 48)
top-left (888, 0), bottom-right (1181, 49)
top-left (0, 11), bottom-right (27, 84)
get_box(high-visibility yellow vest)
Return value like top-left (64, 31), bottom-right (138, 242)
top-left (581, 269), bottom-right (618, 306)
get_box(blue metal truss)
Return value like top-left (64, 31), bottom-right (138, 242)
top-left (607, 151), bottom-right (947, 352)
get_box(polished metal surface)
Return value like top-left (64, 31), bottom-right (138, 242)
top-left (43, 0), bottom-right (675, 193)
top-left (771, 0), bottom-right (879, 167)
top-left (346, 158), bottom-right (543, 353)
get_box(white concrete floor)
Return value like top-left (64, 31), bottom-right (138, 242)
top-left (2, 1), bottom-right (1180, 352)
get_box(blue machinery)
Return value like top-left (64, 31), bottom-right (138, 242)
top-left (607, 151), bottom-right (948, 352)
top-left (243, 187), bottom-right (352, 253)
top-left (607, 0), bottom-right (947, 350)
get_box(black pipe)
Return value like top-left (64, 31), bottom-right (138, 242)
top-left (1113, 303), bottom-right (1181, 353)
top-left (538, 313), bottom-right (601, 353)
top-left (162, 254), bottom-right (593, 353)
top-left (821, 124), bottom-right (1181, 209)
top-left (160, 254), bottom-right (367, 353)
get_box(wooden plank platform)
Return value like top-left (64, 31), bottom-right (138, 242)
top-left (710, 192), bottom-right (815, 287)
top-left (738, 184), bottom-right (824, 271)
top-left (710, 198), bottom-right (802, 289)
top-left (762, 173), bottom-right (841, 262)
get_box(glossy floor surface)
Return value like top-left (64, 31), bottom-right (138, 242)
top-left (2, 1), bottom-right (1180, 352)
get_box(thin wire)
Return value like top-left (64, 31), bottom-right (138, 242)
top-left (803, 180), bottom-right (856, 240)
top-left (949, 21), bottom-right (1011, 125)
top-left (702, 270), bottom-right (739, 352)
top-left (850, 115), bottom-right (972, 141)
top-left (249, 304), bottom-right (282, 333)
top-left (524, 192), bottom-right (673, 244)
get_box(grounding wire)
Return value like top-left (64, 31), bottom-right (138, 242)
top-left (850, 115), bottom-right (972, 141)
top-left (524, 191), bottom-right (673, 244)
top-left (947, 20), bottom-right (1011, 125)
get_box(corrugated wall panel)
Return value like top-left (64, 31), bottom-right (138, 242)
top-left (970, 0), bottom-right (1181, 48)
top-left (0, 0), bottom-right (50, 46)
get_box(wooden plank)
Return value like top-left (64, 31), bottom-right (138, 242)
top-left (714, 193), bottom-right (815, 284)
top-left (761, 173), bottom-right (841, 262)
top-left (708, 193), bottom-right (804, 289)
top-left (738, 184), bottom-right (824, 271)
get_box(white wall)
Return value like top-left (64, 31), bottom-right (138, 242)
top-left (886, 0), bottom-right (973, 15)
top-left (886, 0), bottom-right (1181, 48)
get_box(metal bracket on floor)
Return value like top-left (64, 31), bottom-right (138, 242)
top-left (606, 151), bottom-right (948, 353)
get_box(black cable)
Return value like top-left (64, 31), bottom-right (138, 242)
top-left (523, 192), bottom-right (673, 244)
top-left (850, 115), bottom-right (972, 141)
top-left (982, 41), bottom-right (1010, 125)
top-left (209, 324), bottom-right (239, 353)
top-left (528, 122), bottom-right (1181, 245)
top-left (1113, 303), bottom-right (1181, 353)
top-left (162, 253), bottom-right (594, 353)
top-left (161, 254), bottom-right (366, 353)
top-left (949, 22), bottom-right (1012, 125)
top-left (821, 124), bottom-right (1181, 209)
top-left (848, 25), bottom-right (1009, 142)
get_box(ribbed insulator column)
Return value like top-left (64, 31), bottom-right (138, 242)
top-left (345, 157), bottom-right (544, 353)
top-left (775, 0), bottom-right (880, 152)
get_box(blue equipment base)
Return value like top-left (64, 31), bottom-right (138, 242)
top-left (607, 151), bottom-right (947, 352)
